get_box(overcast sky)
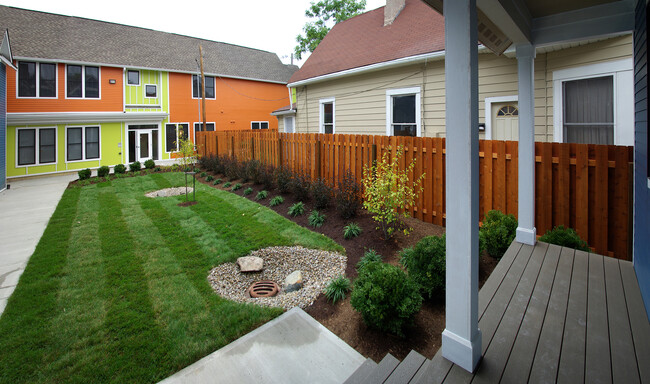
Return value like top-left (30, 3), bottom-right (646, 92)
top-left (0, 0), bottom-right (386, 67)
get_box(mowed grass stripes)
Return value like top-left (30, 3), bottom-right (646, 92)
top-left (0, 173), bottom-right (343, 384)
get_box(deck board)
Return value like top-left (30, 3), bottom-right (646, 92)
top-left (604, 257), bottom-right (640, 384)
top-left (585, 253), bottom-right (612, 384)
top-left (619, 262), bottom-right (650, 381)
top-left (528, 246), bottom-right (575, 383)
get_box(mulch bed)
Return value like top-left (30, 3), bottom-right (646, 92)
top-left (195, 169), bottom-right (499, 362)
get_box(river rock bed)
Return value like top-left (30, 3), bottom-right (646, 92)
top-left (208, 246), bottom-right (346, 310)
top-left (145, 187), bottom-right (193, 198)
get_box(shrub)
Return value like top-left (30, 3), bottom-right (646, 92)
top-left (400, 235), bottom-right (446, 299)
top-left (308, 210), bottom-right (326, 227)
top-left (129, 161), bottom-right (142, 172)
top-left (97, 166), bottom-right (110, 177)
top-left (290, 172), bottom-right (311, 201)
top-left (343, 223), bottom-right (362, 240)
top-left (155, 167), bottom-right (161, 172)
top-left (259, 165), bottom-right (275, 190)
top-left (356, 249), bottom-right (382, 271)
top-left (274, 166), bottom-right (292, 193)
top-left (362, 146), bottom-right (424, 239)
top-left (200, 171), bottom-right (207, 178)
top-left (336, 170), bottom-right (363, 219)
top-left (243, 187), bottom-right (253, 196)
top-left (311, 178), bottom-right (332, 210)
top-left (246, 160), bottom-right (262, 184)
top-left (288, 202), bottom-right (305, 217)
top-left (350, 261), bottom-right (422, 336)
top-left (144, 159), bottom-right (156, 169)
top-left (114, 164), bottom-right (126, 174)
top-left (223, 182), bottom-right (232, 188)
top-left (223, 156), bottom-right (240, 181)
top-left (269, 196), bottom-right (284, 207)
top-left (256, 190), bottom-right (269, 200)
top-left (213, 180), bottom-right (220, 186)
top-left (479, 210), bottom-right (518, 259)
top-left (78, 168), bottom-right (91, 180)
top-left (231, 183), bottom-right (242, 191)
top-left (325, 276), bottom-right (351, 304)
top-left (206, 175), bottom-right (214, 182)
top-left (539, 225), bottom-right (590, 251)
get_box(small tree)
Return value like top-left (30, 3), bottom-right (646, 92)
top-left (175, 130), bottom-right (197, 171)
top-left (362, 146), bottom-right (424, 239)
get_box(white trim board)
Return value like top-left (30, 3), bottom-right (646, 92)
top-left (8, 111), bottom-right (168, 125)
top-left (552, 58), bottom-right (634, 145)
top-left (484, 95), bottom-right (518, 140)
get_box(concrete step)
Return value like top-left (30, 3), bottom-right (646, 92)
top-left (343, 358), bottom-right (378, 384)
top-left (385, 350), bottom-right (427, 384)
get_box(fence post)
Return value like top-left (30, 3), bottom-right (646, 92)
top-left (204, 135), bottom-right (207, 157)
top-left (278, 136), bottom-right (283, 168)
top-left (315, 138), bottom-right (321, 180)
top-left (231, 136), bottom-right (235, 158)
top-left (215, 135), bottom-right (219, 156)
top-left (371, 144), bottom-right (377, 165)
top-left (251, 137), bottom-right (255, 161)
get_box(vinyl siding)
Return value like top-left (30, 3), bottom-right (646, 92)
top-left (0, 63), bottom-right (5, 190)
top-left (294, 35), bottom-right (633, 142)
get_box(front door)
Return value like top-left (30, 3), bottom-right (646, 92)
top-left (139, 131), bottom-right (152, 161)
top-left (127, 124), bottom-right (159, 163)
top-left (492, 103), bottom-right (519, 141)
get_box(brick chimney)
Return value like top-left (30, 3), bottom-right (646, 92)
top-left (384, 0), bottom-right (405, 26)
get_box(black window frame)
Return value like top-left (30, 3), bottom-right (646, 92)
top-left (194, 122), bottom-right (215, 132)
top-left (192, 74), bottom-right (216, 99)
top-left (127, 70), bottom-right (140, 85)
top-left (145, 84), bottom-right (157, 98)
top-left (391, 94), bottom-right (417, 137)
top-left (18, 61), bottom-right (57, 98)
top-left (66, 64), bottom-right (100, 99)
top-left (66, 126), bottom-right (100, 162)
top-left (251, 121), bottom-right (269, 130)
top-left (17, 127), bottom-right (57, 166)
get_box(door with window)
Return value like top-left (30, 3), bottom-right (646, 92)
top-left (128, 124), bottom-right (159, 163)
top-left (492, 103), bottom-right (519, 141)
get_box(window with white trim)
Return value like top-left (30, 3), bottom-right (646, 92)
top-left (127, 70), bottom-right (140, 85)
top-left (192, 75), bottom-right (215, 99)
top-left (145, 84), bottom-right (157, 98)
top-left (165, 123), bottom-right (189, 152)
top-left (66, 126), bottom-right (100, 161)
top-left (18, 61), bottom-right (56, 98)
top-left (194, 122), bottom-right (215, 132)
top-left (16, 127), bottom-right (56, 166)
top-left (386, 87), bottom-right (421, 137)
top-left (319, 98), bottom-right (335, 134)
top-left (251, 121), bottom-right (269, 130)
top-left (67, 65), bottom-right (99, 98)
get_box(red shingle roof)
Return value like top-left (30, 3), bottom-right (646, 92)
top-left (289, 0), bottom-right (445, 84)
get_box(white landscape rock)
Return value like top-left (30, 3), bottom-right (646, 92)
top-left (237, 256), bottom-right (264, 272)
top-left (284, 270), bottom-right (303, 293)
top-left (145, 187), bottom-right (193, 198)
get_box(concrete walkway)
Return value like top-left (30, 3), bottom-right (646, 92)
top-left (0, 173), bottom-right (77, 317)
top-left (159, 307), bottom-right (366, 384)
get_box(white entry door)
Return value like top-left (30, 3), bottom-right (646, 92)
top-left (138, 131), bottom-right (152, 161)
top-left (492, 103), bottom-right (519, 141)
top-left (127, 124), bottom-right (159, 163)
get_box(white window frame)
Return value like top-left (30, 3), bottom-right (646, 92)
top-left (484, 95), bottom-right (518, 140)
top-left (65, 125), bottom-right (101, 163)
top-left (65, 64), bottom-right (101, 99)
top-left (251, 121), bottom-right (269, 130)
top-left (144, 84), bottom-right (157, 98)
top-left (193, 122), bottom-right (216, 132)
top-left (165, 122), bottom-right (190, 153)
top-left (386, 87), bottom-right (421, 137)
top-left (127, 70), bottom-right (140, 85)
top-left (552, 58), bottom-right (633, 145)
top-left (15, 127), bottom-right (58, 167)
top-left (16, 61), bottom-right (58, 99)
top-left (191, 74), bottom-right (216, 100)
top-left (319, 97), bottom-right (335, 134)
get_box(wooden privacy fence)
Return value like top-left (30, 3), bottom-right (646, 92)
top-left (197, 131), bottom-right (634, 260)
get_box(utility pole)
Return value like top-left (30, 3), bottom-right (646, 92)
top-left (199, 45), bottom-right (207, 132)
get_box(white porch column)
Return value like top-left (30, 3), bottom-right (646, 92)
top-left (442, 0), bottom-right (482, 373)
top-left (515, 44), bottom-right (537, 245)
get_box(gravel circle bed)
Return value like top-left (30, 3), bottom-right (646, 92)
top-left (145, 187), bottom-right (193, 198)
top-left (208, 246), bottom-right (346, 310)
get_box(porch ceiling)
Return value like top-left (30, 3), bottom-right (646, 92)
top-left (524, 0), bottom-right (618, 18)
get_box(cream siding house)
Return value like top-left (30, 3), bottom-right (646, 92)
top-left (287, 0), bottom-right (634, 146)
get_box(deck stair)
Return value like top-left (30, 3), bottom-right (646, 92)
top-left (344, 350), bottom-right (433, 384)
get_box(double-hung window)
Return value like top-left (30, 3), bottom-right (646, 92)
top-left (386, 87), bottom-right (421, 137)
top-left (18, 61), bottom-right (57, 98)
top-left (127, 70), bottom-right (140, 85)
top-left (251, 121), bottom-right (269, 130)
top-left (17, 128), bottom-right (56, 166)
top-left (66, 126), bottom-right (100, 161)
top-left (67, 65), bottom-right (100, 98)
top-left (194, 122), bottom-right (215, 132)
top-left (319, 98), bottom-right (335, 134)
top-left (165, 123), bottom-right (189, 152)
top-left (192, 75), bottom-right (215, 98)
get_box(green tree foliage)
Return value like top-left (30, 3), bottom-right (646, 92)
top-left (294, 0), bottom-right (367, 60)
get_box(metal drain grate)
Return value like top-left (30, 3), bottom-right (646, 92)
top-left (248, 281), bottom-right (280, 298)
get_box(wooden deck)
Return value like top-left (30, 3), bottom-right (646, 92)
top-left (346, 241), bottom-right (650, 383)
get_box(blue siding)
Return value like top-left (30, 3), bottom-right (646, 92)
top-left (633, 0), bottom-right (650, 318)
top-left (0, 63), bottom-right (5, 191)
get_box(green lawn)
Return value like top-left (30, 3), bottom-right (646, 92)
top-left (0, 173), bottom-right (343, 384)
